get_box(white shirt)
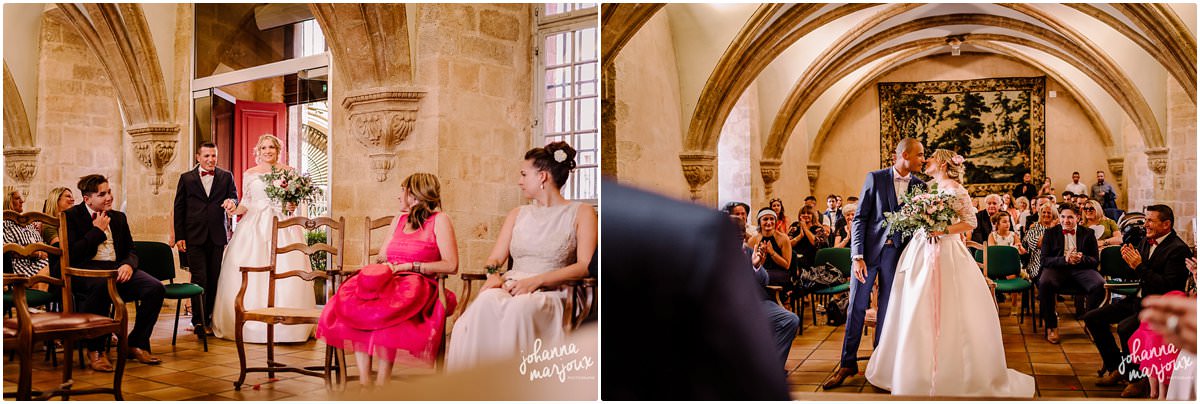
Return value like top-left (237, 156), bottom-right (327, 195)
top-left (1063, 226), bottom-right (1078, 256)
top-left (199, 167), bottom-right (214, 196)
top-left (83, 204), bottom-right (116, 262)
top-left (1065, 181), bottom-right (1088, 196)
top-left (1147, 232), bottom-right (1169, 260)
top-left (892, 167), bottom-right (912, 205)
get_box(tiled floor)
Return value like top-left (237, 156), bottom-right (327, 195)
top-left (786, 296), bottom-right (1127, 399)
top-left (6, 296), bottom-right (1126, 400)
top-left (2, 303), bottom-right (433, 401)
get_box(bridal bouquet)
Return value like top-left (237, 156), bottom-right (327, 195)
top-left (883, 185), bottom-right (960, 238)
top-left (262, 166), bottom-right (321, 216)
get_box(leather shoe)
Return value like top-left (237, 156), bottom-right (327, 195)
top-left (1096, 370), bottom-right (1125, 387)
top-left (87, 351), bottom-right (114, 372)
top-left (1046, 328), bottom-right (1060, 344)
top-left (1121, 378), bottom-right (1150, 398)
top-left (821, 367), bottom-right (858, 390)
top-left (128, 347), bottom-right (162, 365)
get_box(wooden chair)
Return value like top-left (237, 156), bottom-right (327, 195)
top-left (2, 211), bottom-right (128, 400)
top-left (233, 216), bottom-right (344, 390)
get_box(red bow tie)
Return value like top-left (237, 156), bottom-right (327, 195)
top-left (1148, 238), bottom-right (1158, 246)
top-left (91, 212), bottom-right (97, 219)
top-left (1063, 229), bottom-right (1075, 235)
top-left (200, 170), bottom-right (213, 177)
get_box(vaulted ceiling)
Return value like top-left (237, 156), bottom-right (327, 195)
top-left (603, 3), bottom-right (1196, 165)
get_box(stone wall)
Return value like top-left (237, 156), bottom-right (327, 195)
top-left (612, 11), bottom-right (690, 200)
top-left (809, 54), bottom-right (1112, 209)
top-left (1125, 78), bottom-right (1196, 244)
top-left (30, 9), bottom-right (123, 212)
top-left (329, 4), bottom-right (534, 278)
top-left (717, 84), bottom-right (755, 209)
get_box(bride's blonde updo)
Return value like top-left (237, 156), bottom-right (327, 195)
top-left (930, 149), bottom-right (965, 182)
top-left (253, 134), bottom-right (284, 164)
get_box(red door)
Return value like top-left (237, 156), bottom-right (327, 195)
top-left (233, 100), bottom-right (288, 197)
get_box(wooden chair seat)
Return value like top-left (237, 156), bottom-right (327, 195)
top-left (243, 307), bottom-right (322, 324)
top-left (3, 312), bottom-right (117, 334)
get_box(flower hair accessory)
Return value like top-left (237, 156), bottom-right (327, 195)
top-left (951, 155), bottom-right (965, 165)
top-left (553, 149), bottom-right (568, 163)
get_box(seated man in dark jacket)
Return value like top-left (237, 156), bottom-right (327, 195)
top-left (1037, 203), bottom-right (1103, 344)
top-left (1086, 204), bottom-right (1192, 398)
top-left (65, 174), bottom-right (165, 371)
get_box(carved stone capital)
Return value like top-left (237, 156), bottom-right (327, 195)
top-left (343, 88), bottom-right (425, 182)
top-left (127, 123), bottom-right (180, 195)
top-left (807, 163), bottom-right (822, 195)
top-left (759, 159), bottom-right (782, 198)
top-left (4, 147), bottom-right (40, 194)
top-left (679, 152), bottom-right (716, 202)
top-left (1145, 148), bottom-right (1169, 176)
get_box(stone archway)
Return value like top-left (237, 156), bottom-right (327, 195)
top-left (4, 63), bottom-right (39, 194)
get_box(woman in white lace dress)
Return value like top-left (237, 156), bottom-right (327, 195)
top-left (865, 149), bottom-right (1035, 397)
top-left (446, 142), bottom-right (598, 371)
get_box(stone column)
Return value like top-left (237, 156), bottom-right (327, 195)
top-left (1106, 157), bottom-right (1125, 209)
top-left (760, 159), bottom-right (781, 199)
top-left (601, 62), bottom-right (617, 178)
top-left (680, 151), bottom-right (716, 204)
top-left (342, 88), bottom-right (424, 182)
top-left (4, 147), bottom-right (40, 196)
top-left (128, 124), bottom-right (180, 195)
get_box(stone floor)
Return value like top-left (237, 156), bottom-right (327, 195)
top-left (786, 296), bottom-right (1128, 399)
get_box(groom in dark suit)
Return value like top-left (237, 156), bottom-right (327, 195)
top-left (66, 174), bottom-right (165, 371)
top-left (172, 142), bottom-right (238, 334)
top-left (823, 138), bottom-right (925, 389)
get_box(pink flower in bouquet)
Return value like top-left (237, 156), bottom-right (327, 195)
top-left (273, 179), bottom-right (286, 188)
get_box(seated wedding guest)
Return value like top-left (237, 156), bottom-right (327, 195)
top-left (1001, 193), bottom-right (1015, 213)
top-left (66, 174), bottom-right (164, 371)
top-left (1038, 203), bottom-right (1103, 344)
top-left (989, 211), bottom-right (1026, 315)
top-left (1014, 196), bottom-right (1030, 230)
top-left (1082, 200), bottom-right (1122, 248)
top-left (989, 211), bottom-right (1025, 252)
top-left (446, 142), bottom-right (597, 372)
top-left (1039, 177), bottom-right (1055, 198)
top-left (833, 203), bottom-right (856, 249)
top-left (789, 205), bottom-right (824, 270)
top-left (733, 216), bottom-right (799, 373)
top-left (1086, 204), bottom-right (1191, 397)
top-left (1065, 171), bottom-right (1089, 196)
top-left (970, 194), bottom-right (1001, 244)
top-left (1022, 202), bottom-right (1059, 281)
top-left (1074, 194), bottom-right (1090, 209)
top-left (749, 208), bottom-right (791, 288)
top-left (317, 173), bottom-right (458, 387)
top-left (40, 187), bottom-right (74, 245)
top-left (3, 187), bottom-right (49, 278)
top-left (722, 201), bottom-right (752, 246)
top-left (768, 198), bottom-right (789, 234)
top-left (1045, 193), bottom-right (1058, 205)
top-left (602, 180), bottom-right (789, 400)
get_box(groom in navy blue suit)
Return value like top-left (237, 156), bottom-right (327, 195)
top-left (823, 138), bottom-right (925, 389)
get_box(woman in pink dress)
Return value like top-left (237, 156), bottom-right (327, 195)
top-left (317, 173), bottom-right (459, 387)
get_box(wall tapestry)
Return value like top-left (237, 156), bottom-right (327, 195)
top-left (878, 76), bottom-right (1045, 197)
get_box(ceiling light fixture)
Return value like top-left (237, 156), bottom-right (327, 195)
top-left (946, 35), bottom-right (966, 56)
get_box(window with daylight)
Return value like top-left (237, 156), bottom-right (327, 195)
top-left (536, 4), bottom-right (598, 202)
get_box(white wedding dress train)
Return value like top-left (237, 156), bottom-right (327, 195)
top-left (865, 185), bottom-right (1034, 397)
top-left (210, 174), bottom-right (316, 343)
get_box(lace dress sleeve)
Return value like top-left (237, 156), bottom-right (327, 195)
top-left (954, 187), bottom-right (978, 230)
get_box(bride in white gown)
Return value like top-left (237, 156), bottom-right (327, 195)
top-left (210, 134), bottom-right (315, 343)
top-left (865, 149), bottom-right (1035, 397)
